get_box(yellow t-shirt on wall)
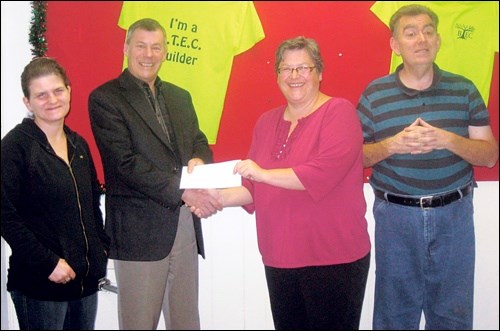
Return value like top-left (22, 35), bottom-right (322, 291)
top-left (371, 1), bottom-right (499, 104)
top-left (119, 1), bottom-right (265, 143)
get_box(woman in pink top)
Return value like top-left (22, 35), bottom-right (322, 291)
top-left (194, 36), bottom-right (371, 330)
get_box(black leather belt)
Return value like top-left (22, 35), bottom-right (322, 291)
top-left (374, 184), bottom-right (472, 209)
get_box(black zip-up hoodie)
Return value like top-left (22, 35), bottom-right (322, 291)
top-left (1, 118), bottom-right (110, 301)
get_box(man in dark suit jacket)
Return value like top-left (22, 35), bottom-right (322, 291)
top-left (88, 18), bottom-right (221, 330)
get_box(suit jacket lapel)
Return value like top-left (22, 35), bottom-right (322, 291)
top-left (119, 71), bottom-right (173, 150)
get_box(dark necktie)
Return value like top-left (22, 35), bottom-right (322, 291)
top-left (144, 86), bottom-right (171, 143)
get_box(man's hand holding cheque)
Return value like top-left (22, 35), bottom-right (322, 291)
top-left (180, 159), bottom-right (243, 218)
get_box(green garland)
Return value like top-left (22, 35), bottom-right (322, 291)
top-left (29, 1), bottom-right (48, 57)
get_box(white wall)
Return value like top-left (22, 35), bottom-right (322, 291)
top-left (1, 2), bottom-right (498, 330)
top-left (1, 2), bottom-right (33, 330)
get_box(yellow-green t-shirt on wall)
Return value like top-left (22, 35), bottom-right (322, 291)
top-left (119, 1), bottom-right (265, 144)
top-left (371, 1), bottom-right (499, 105)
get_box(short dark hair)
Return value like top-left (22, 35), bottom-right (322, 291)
top-left (389, 4), bottom-right (439, 36)
top-left (21, 57), bottom-right (70, 98)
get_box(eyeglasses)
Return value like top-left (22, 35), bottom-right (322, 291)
top-left (277, 66), bottom-right (316, 77)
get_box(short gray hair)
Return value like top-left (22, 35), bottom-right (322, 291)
top-left (274, 36), bottom-right (324, 74)
top-left (125, 18), bottom-right (167, 46)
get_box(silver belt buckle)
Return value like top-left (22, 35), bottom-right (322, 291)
top-left (419, 196), bottom-right (433, 209)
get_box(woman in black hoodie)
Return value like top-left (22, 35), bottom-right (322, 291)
top-left (1, 57), bottom-right (110, 330)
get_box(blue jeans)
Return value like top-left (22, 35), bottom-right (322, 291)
top-left (372, 193), bottom-right (475, 330)
top-left (10, 291), bottom-right (98, 330)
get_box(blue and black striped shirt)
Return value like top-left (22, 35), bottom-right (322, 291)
top-left (357, 63), bottom-right (490, 195)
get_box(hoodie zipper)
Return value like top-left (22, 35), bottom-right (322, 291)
top-left (67, 154), bottom-right (91, 295)
top-left (51, 140), bottom-right (91, 296)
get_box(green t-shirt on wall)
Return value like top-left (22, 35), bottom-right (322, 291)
top-left (371, 1), bottom-right (499, 105)
top-left (119, 1), bottom-right (265, 143)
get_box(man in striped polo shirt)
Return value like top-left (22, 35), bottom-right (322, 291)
top-left (356, 4), bottom-right (498, 330)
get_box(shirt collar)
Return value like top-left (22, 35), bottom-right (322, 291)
top-left (394, 62), bottom-right (442, 96)
top-left (125, 68), bottom-right (163, 91)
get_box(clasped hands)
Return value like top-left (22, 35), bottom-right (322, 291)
top-left (393, 117), bottom-right (449, 155)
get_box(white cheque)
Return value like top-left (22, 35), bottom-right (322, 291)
top-left (180, 159), bottom-right (242, 189)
